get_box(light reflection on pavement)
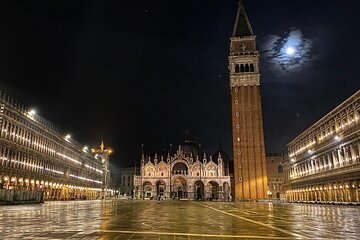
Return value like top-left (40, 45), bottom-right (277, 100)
top-left (0, 200), bottom-right (359, 239)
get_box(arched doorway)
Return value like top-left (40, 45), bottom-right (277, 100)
top-left (177, 186), bottom-right (185, 198)
top-left (208, 181), bottom-right (219, 200)
top-left (143, 181), bottom-right (153, 198)
top-left (276, 192), bottom-right (281, 199)
top-left (156, 181), bottom-right (166, 197)
top-left (172, 177), bottom-right (187, 199)
top-left (194, 180), bottom-right (204, 200)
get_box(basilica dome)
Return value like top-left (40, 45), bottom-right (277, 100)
top-left (181, 134), bottom-right (201, 157)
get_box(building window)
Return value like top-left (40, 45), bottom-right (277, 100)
top-left (235, 64), bottom-right (240, 73)
top-left (278, 165), bottom-right (283, 173)
top-left (236, 112), bottom-right (239, 116)
top-left (250, 63), bottom-right (254, 72)
top-left (240, 64), bottom-right (245, 72)
top-left (235, 100), bottom-right (238, 104)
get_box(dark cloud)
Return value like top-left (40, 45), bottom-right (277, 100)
top-left (261, 28), bottom-right (313, 73)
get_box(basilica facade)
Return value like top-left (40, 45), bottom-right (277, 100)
top-left (134, 137), bottom-right (231, 201)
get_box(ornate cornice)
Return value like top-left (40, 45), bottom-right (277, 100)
top-left (230, 74), bottom-right (260, 87)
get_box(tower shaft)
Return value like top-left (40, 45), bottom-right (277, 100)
top-left (229, 1), bottom-right (268, 200)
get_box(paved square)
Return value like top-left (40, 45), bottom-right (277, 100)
top-left (0, 200), bottom-right (359, 239)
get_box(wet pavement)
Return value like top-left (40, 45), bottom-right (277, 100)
top-left (0, 200), bottom-right (359, 239)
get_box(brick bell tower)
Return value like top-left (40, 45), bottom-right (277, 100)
top-left (229, 0), bottom-right (268, 200)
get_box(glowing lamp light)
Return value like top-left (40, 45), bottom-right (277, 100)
top-left (83, 146), bottom-right (88, 152)
top-left (29, 109), bottom-right (36, 116)
top-left (286, 47), bottom-right (296, 55)
top-left (334, 135), bottom-right (340, 141)
top-left (65, 134), bottom-right (71, 141)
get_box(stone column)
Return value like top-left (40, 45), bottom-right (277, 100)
top-left (332, 151), bottom-right (338, 168)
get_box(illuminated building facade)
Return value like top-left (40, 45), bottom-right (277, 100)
top-left (266, 153), bottom-right (285, 200)
top-left (229, 1), bottom-right (268, 200)
top-left (0, 92), bottom-right (112, 200)
top-left (134, 136), bottom-right (231, 200)
top-left (284, 90), bottom-right (360, 203)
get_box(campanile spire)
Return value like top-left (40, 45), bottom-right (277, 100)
top-left (232, 0), bottom-right (254, 37)
top-left (229, 1), bottom-right (268, 200)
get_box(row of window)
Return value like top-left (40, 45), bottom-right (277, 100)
top-left (288, 106), bottom-right (359, 157)
top-left (234, 63), bottom-right (255, 73)
top-left (288, 142), bottom-right (360, 180)
top-left (0, 117), bottom-right (102, 174)
top-left (3, 108), bottom-right (60, 144)
top-left (144, 171), bottom-right (219, 177)
top-left (0, 146), bottom-right (63, 177)
top-left (0, 145), bottom-right (101, 185)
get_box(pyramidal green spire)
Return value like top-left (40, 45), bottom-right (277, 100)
top-left (232, 0), bottom-right (254, 37)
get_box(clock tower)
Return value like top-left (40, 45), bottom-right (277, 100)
top-left (229, 1), bottom-right (268, 200)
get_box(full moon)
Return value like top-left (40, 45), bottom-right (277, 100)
top-left (286, 47), bottom-right (296, 55)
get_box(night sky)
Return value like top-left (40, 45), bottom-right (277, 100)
top-left (1, 0), bottom-right (359, 168)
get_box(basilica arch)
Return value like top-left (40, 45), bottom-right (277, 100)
top-left (143, 181), bottom-right (153, 198)
top-left (156, 180), bottom-right (166, 197)
top-left (207, 181), bottom-right (220, 200)
top-left (194, 180), bottom-right (204, 200)
top-left (172, 176), bottom-right (187, 199)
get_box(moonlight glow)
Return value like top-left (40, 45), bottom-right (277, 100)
top-left (262, 28), bottom-right (313, 72)
top-left (286, 47), bottom-right (296, 55)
